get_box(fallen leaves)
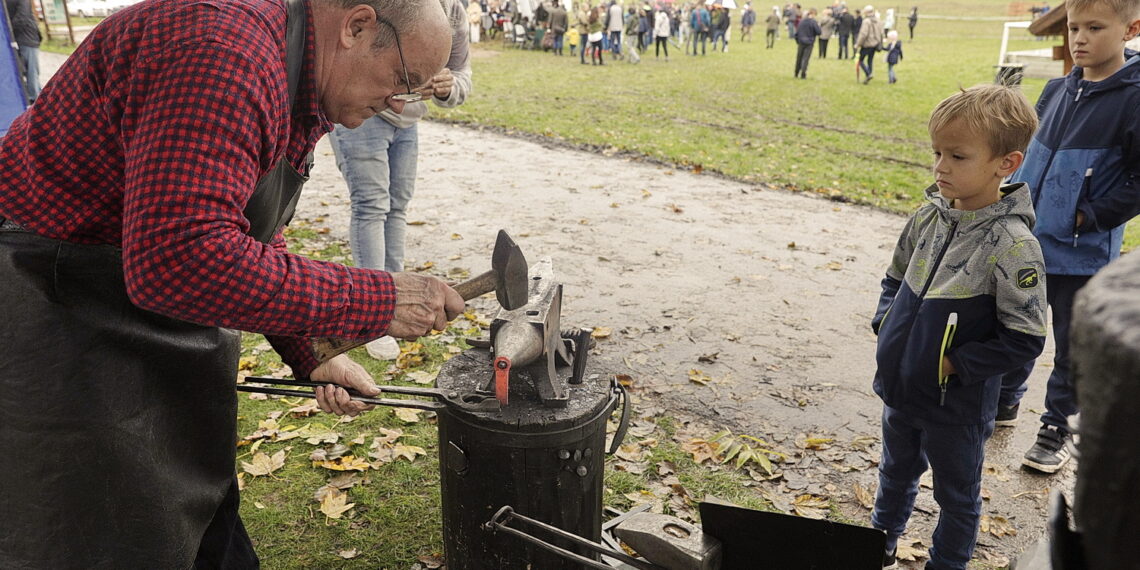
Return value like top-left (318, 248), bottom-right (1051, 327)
top-left (896, 539), bottom-right (928, 562)
top-left (319, 487), bottom-right (355, 520)
top-left (687, 369), bottom-right (712, 386)
top-left (312, 455), bottom-right (371, 472)
top-left (242, 450), bottom-right (286, 478)
top-left (980, 515), bottom-right (1017, 538)
top-left (852, 482), bottom-right (876, 509)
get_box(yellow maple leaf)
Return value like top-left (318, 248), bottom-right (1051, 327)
top-left (319, 488), bottom-right (355, 520)
top-left (394, 408), bottom-right (422, 423)
top-left (312, 455), bottom-right (371, 472)
top-left (392, 443), bottom-right (427, 463)
top-left (241, 450), bottom-right (286, 477)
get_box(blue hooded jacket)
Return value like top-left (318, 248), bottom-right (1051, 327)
top-left (1011, 53), bottom-right (1140, 275)
top-left (872, 184), bottom-right (1047, 424)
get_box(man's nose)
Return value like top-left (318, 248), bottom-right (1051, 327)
top-left (387, 96), bottom-right (406, 115)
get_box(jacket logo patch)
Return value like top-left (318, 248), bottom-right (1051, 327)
top-left (1017, 268), bottom-right (1040, 289)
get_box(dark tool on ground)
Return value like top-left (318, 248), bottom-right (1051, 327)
top-left (309, 229), bottom-right (529, 363)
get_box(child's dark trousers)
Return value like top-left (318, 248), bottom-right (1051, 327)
top-left (872, 405), bottom-right (994, 570)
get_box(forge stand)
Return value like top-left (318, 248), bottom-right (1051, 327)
top-left (436, 348), bottom-right (618, 569)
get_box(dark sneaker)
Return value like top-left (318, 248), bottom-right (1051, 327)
top-left (1023, 425), bottom-right (1073, 474)
top-left (883, 547), bottom-right (898, 569)
top-left (995, 403), bottom-right (1020, 427)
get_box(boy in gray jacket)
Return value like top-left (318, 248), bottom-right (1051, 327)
top-left (871, 84), bottom-right (1047, 570)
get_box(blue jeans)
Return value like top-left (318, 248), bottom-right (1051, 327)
top-left (18, 45), bottom-right (39, 102)
top-left (872, 406), bottom-right (993, 570)
top-left (328, 116), bottom-right (418, 272)
top-left (998, 274), bottom-right (1089, 428)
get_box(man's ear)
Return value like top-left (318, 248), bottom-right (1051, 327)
top-left (342, 4), bottom-right (379, 47)
top-left (999, 150), bottom-right (1024, 177)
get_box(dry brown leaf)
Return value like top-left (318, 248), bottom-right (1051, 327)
top-left (687, 369), bottom-right (712, 386)
top-left (853, 482), bottom-right (875, 509)
top-left (591, 327), bottom-right (612, 339)
top-left (680, 439), bottom-right (717, 464)
top-left (615, 444), bottom-right (644, 462)
top-left (980, 515), bottom-right (1018, 538)
top-left (405, 370), bottom-right (437, 385)
top-left (896, 539), bottom-right (928, 561)
top-left (312, 455), bottom-right (371, 472)
top-left (288, 402), bottom-right (320, 418)
top-left (393, 408), bottom-right (422, 423)
top-left (319, 488), bottom-right (355, 519)
top-left (417, 554), bottom-right (445, 568)
top-left (391, 443), bottom-right (427, 463)
top-left (337, 549), bottom-right (359, 559)
top-left (371, 428), bottom-right (404, 447)
top-left (241, 450), bottom-right (286, 477)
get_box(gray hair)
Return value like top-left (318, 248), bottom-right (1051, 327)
top-left (326, 0), bottom-right (454, 49)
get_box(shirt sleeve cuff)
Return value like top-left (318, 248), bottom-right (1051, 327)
top-left (267, 334), bottom-right (323, 379)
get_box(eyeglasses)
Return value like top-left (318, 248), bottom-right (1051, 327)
top-left (376, 16), bottom-right (424, 103)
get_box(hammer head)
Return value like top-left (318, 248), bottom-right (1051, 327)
top-left (492, 229), bottom-right (529, 310)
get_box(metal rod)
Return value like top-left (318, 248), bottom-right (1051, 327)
top-left (235, 385), bottom-right (441, 410)
top-left (243, 377), bottom-right (454, 398)
top-left (486, 507), bottom-right (666, 570)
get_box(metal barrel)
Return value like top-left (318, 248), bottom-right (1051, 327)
top-left (435, 348), bottom-right (618, 569)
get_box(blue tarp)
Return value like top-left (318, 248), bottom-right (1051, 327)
top-left (0, 5), bottom-right (28, 137)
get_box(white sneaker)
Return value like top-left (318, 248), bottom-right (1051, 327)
top-left (365, 336), bottom-right (401, 361)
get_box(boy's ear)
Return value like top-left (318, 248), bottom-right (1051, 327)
top-left (1126, 18), bottom-right (1140, 41)
top-left (998, 150), bottom-right (1024, 177)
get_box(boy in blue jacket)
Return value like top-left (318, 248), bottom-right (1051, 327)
top-left (997, 0), bottom-right (1140, 475)
top-left (871, 84), bottom-right (1047, 570)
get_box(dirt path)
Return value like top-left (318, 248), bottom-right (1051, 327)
top-left (298, 122), bottom-right (1072, 567)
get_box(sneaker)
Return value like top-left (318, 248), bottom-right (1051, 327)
top-left (365, 335), bottom-right (401, 361)
top-left (883, 547), bottom-right (898, 569)
top-left (995, 403), bottom-right (1020, 427)
top-left (1023, 425), bottom-right (1073, 474)
top-left (863, 74), bottom-right (874, 84)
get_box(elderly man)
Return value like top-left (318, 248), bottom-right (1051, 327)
top-left (0, 0), bottom-right (458, 566)
top-left (327, 0), bottom-right (471, 361)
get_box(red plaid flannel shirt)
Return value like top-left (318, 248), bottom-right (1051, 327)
top-left (0, 0), bottom-right (396, 377)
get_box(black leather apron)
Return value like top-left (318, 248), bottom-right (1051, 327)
top-left (0, 0), bottom-right (309, 567)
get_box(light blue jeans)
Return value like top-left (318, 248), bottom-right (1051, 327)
top-left (328, 116), bottom-right (418, 272)
top-left (19, 45), bottom-right (40, 102)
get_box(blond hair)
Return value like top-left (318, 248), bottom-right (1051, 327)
top-left (928, 84), bottom-right (1038, 158)
top-left (1067, 0), bottom-right (1140, 23)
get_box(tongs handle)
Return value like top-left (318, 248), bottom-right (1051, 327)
top-left (238, 377), bottom-right (445, 411)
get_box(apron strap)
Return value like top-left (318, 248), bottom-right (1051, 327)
top-left (285, 0), bottom-right (306, 109)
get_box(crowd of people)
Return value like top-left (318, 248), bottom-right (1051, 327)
top-left (463, 0), bottom-right (918, 78)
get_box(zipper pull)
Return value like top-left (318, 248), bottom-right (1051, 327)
top-left (1074, 168), bottom-right (1092, 247)
top-left (1074, 86), bottom-right (1083, 102)
top-left (940, 384), bottom-right (947, 406)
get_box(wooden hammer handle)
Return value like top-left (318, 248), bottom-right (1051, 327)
top-left (309, 269), bottom-right (496, 365)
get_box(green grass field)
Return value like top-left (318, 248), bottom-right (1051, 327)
top-left (436, 1), bottom-right (1138, 249)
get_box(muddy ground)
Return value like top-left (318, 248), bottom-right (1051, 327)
top-left (297, 123), bottom-right (1073, 568)
top-left (33, 51), bottom-right (1073, 568)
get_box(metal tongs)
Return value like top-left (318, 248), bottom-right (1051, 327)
top-left (237, 377), bottom-right (500, 411)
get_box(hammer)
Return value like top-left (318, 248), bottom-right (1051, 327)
top-left (309, 230), bottom-right (529, 363)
